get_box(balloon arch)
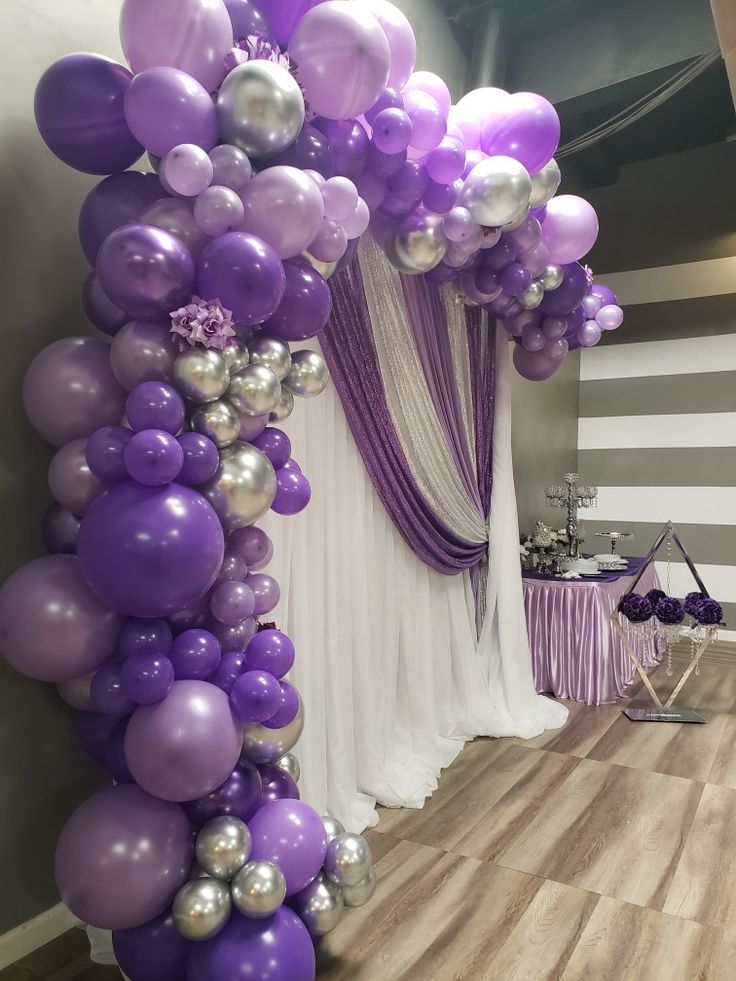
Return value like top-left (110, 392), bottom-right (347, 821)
top-left (0, 1), bottom-right (622, 978)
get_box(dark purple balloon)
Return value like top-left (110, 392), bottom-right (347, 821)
top-left (78, 481), bottom-right (224, 618)
top-left (312, 117), bottom-right (369, 179)
top-left (102, 717), bottom-right (134, 783)
top-left (209, 650), bottom-right (248, 695)
top-left (34, 53), bottom-right (143, 174)
top-left (214, 549), bottom-right (249, 585)
top-left (251, 427), bottom-right (291, 469)
top-left (197, 232), bottom-right (286, 328)
top-left (210, 616), bottom-right (258, 653)
top-left (500, 262), bottom-right (532, 297)
top-left (262, 258), bottom-right (331, 341)
top-left (484, 238), bottom-right (517, 271)
top-left (224, 0), bottom-right (272, 41)
top-left (366, 142), bottom-right (407, 178)
top-left (41, 503), bottom-right (80, 554)
top-left (365, 87), bottom-right (404, 125)
top-left (245, 629), bottom-right (294, 679)
top-left (210, 580), bottom-right (256, 626)
top-left (228, 525), bottom-right (273, 569)
top-left (388, 159), bottom-right (429, 201)
top-left (539, 262), bottom-right (589, 316)
top-left (124, 429), bottom-right (184, 486)
top-left (167, 594), bottom-right (210, 635)
top-left (262, 680), bottom-right (299, 729)
top-left (120, 652), bottom-right (175, 704)
top-left (244, 574), bottom-right (280, 616)
top-left (91, 659), bottom-right (135, 717)
top-left (76, 710), bottom-right (118, 766)
top-left (423, 179), bottom-right (457, 215)
top-left (264, 124), bottom-right (335, 177)
top-left (177, 432), bottom-right (220, 486)
top-left (126, 382), bottom-right (185, 435)
top-left (183, 761), bottom-right (262, 826)
top-left (124, 67), bottom-right (218, 156)
top-left (272, 468), bottom-right (311, 516)
top-left (83, 273), bottom-right (129, 336)
top-left (78, 171), bottom-right (162, 265)
top-left (119, 618), bottom-right (173, 659)
top-left (259, 762), bottom-right (299, 802)
top-left (113, 910), bottom-right (191, 981)
top-left (231, 669), bottom-right (281, 723)
top-left (475, 267), bottom-right (499, 295)
top-left (169, 629), bottom-right (222, 680)
top-left (424, 261), bottom-right (459, 286)
top-left (355, 168), bottom-right (388, 210)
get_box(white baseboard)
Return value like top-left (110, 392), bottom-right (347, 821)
top-left (0, 903), bottom-right (80, 971)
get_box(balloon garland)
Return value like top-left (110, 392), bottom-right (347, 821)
top-left (1, 1), bottom-right (623, 978)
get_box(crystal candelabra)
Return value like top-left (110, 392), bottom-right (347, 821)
top-left (544, 473), bottom-right (597, 558)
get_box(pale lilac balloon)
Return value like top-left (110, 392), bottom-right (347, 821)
top-left (124, 67), bottom-right (217, 157)
top-left (360, 0), bottom-right (415, 91)
top-left (49, 439), bottom-right (104, 516)
top-left (42, 503), bottom-right (81, 555)
top-left (542, 316), bottom-right (568, 339)
top-left (403, 70), bottom-right (451, 116)
top-left (545, 336), bottom-right (569, 359)
top-left (342, 198), bottom-right (370, 239)
top-left (508, 215), bottom-right (541, 253)
top-left (443, 206), bottom-right (475, 243)
top-left (426, 138), bottom-right (465, 184)
top-left (364, 87), bottom-right (403, 125)
top-left (210, 617), bottom-right (257, 652)
top-left (239, 412), bottom-right (269, 441)
top-left (120, 0), bottom-right (233, 92)
top-left (372, 108), bottom-right (412, 154)
top-left (449, 105), bottom-right (481, 152)
top-left (578, 320), bottom-right (602, 347)
top-left (194, 185), bottom-right (245, 236)
top-left (456, 85), bottom-right (507, 119)
top-left (320, 177), bottom-right (358, 222)
top-left (519, 240), bottom-right (550, 277)
top-left (309, 218), bottom-right (348, 262)
top-left (241, 166), bottom-right (324, 259)
top-left (229, 526), bottom-right (273, 569)
top-left (209, 144), bottom-right (252, 192)
top-left (160, 144), bottom-right (213, 197)
top-left (461, 148), bottom-right (487, 180)
top-left (521, 324), bottom-right (545, 352)
top-left (262, 680), bottom-right (300, 729)
top-left (83, 273), bottom-right (129, 337)
top-left (596, 303), bottom-right (624, 331)
top-left (289, 2), bottom-right (391, 120)
top-left (57, 670), bottom-right (96, 711)
top-left (210, 580), bottom-right (256, 626)
top-left (542, 195), bottom-right (599, 264)
top-left (245, 573), bottom-right (280, 616)
top-left (481, 92), bottom-right (559, 174)
top-left (581, 292), bottom-right (602, 319)
top-left (404, 89), bottom-right (446, 151)
top-left (513, 345), bottom-right (562, 382)
top-left (23, 337), bottom-right (127, 449)
top-left (142, 197), bottom-right (210, 258)
top-left (110, 319), bottom-right (178, 391)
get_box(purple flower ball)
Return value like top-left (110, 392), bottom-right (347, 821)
top-left (684, 591), bottom-right (705, 617)
top-left (695, 598), bottom-right (723, 625)
top-left (645, 589), bottom-right (666, 610)
top-left (655, 597), bottom-right (685, 625)
top-left (618, 593), bottom-right (653, 623)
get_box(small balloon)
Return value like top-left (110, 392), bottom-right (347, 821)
top-left (275, 753), bottom-right (301, 784)
top-left (202, 441), bottom-right (277, 530)
top-left (172, 878), bottom-right (231, 942)
top-left (342, 867), bottom-right (377, 908)
top-left (248, 336), bottom-right (292, 381)
top-left (191, 398), bottom-right (241, 449)
top-left (292, 871), bottom-right (344, 938)
top-left (284, 351), bottom-right (329, 398)
top-left (324, 832), bottom-right (373, 886)
top-left (173, 349), bottom-right (230, 404)
top-left (195, 815), bottom-right (251, 880)
top-left (228, 365), bottom-right (281, 417)
top-left (231, 860), bottom-right (286, 919)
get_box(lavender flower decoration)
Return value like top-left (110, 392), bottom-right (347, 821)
top-left (655, 596), bottom-right (685, 625)
top-left (618, 593), bottom-right (653, 623)
top-left (684, 591), bottom-right (705, 616)
top-left (645, 588), bottom-right (666, 610)
top-left (170, 297), bottom-right (236, 352)
top-left (695, 598), bottom-right (723, 625)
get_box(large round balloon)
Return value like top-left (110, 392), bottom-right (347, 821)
top-left (197, 232), bottom-right (286, 327)
top-left (124, 67), bottom-right (218, 157)
top-left (120, 0), bottom-right (233, 93)
top-left (541, 195), bottom-right (599, 264)
top-left (262, 259), bottom-right (332, 341)
top-left (289, 1), bottom-right (391, 120)
top-left (539, 262), bottom-right (589, 316)
top-left (481, 92), bottom-right (560, 174)
top-left (113, 910), bottom-right (191, 981)
top-left (217, 61), bottom-right (305, 160)
top-left (83, 273), bottom-right (130, 336)
top-left (125, 681), bottom-right (243, 801)
top-left (55, 785), bottom-right (192, 930)
top-left (241, 167), bottom-right (324, 260)
top-left (513, 344), bottom-right (563, 382)
top-left (77, 481), bottom-right (224, 618)
top-left (0, 555), bottom-right (121, 683)
top-left (224, 0), bottom-right (272, 42)
top-left (23, 337), bottom-right (126, 448)
top-left (248, 799), bottom-right (327, 896)
top-left (110, 319), bottom-right (178, 391)
top-left (364, 0), bottom-right (416, 91)
top-left (187, 905), bottom-right (315, 981)
top-left (34, 53), bottom-right (142, 174)
top-left (78, 172), bottom-right (162, 266)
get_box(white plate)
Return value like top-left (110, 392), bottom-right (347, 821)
top-left (580, 571), bottom-right (604, 577)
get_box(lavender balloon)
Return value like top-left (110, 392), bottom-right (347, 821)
top-left (364, 0), bottom-right (416, 90)
top-left (194, 185), bottom-right (245, 237)
top-left (513, 345), bottom-right (562, 382)
top-left (48, 438), bottom-right (104, 516)
top-left (481, 91), bottom-right (560, 174)
top-left (160, 144), bottom-right (213, 197)
top-left (245, 574), bottom-right (281, 616)
top-left (124, 67), bottom-right (218, 157)
top-left (542, 195), bottom-right (599, 264)
top-left (242, 167), bottom-right (325, 260)
top-left (578, 320), bottom-right (602, 347)
top-left (248, 799), bottom-right (327, 895)
top-left (210, 580), bottom-right (256, 626)
top-left (110, 319), bottom-right (178, 391)
top-left (83, 274), bottom-right (129, 336)
top-left (210, 144), bottom-right (253, 191)
top-left (229, 525), bottom-right (273, 569)
top-left (596, 304), bottom-right (624, 331)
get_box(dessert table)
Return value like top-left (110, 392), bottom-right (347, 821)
top-left (522, 558), bottom-right (662, 705)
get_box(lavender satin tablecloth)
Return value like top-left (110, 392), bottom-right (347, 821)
top-left (522, 559), bottom-right (662, 705)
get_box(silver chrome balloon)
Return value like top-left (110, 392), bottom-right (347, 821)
top-left (228, 365), bottom-right (281, 417)
top-left (274, 752), bottom-right (301, 783)
top-left (221, 339), bottom-right (250, 375)
top-left (324, 832), bottom-right (373, 887)
top-left (321, 815), bottom-right (345, 844)
top-left (270, 386), bottom-right (294, 423)
top-left (284, 350), bottom-right (329, 398)
top-left (231, 860), bottom-right (286, 919)
top-left (518, 281), bottom-right (545, 310)
top-left (172, 878), bottom-right (231, 942)
top-left (539, 263), bottom-right (564, 291)
top-left (173, 348), bottom-right (230, 403)
top-left (341, 867), bottom-right (377, 908)
top-left (460, 155), bottom-right (532, 228)
top-left (191, 398), bottom-right (241, 449)
top-left (302, 251), bottom-right (338, 280)
top-left (195, 816), bottom-right (252, 880)
top-left (241, 696), bottom-right (304, 764)
top-left (203, 441), bottom-right (277, 530)
top-left (248, 336), bottom-right (292, 381)
top-left (529, 157), bottom-right (561, 209)
top-left (292, 871), bottom-right (345, 938)
top-left (216, 61), bottom-right (305, 159)
top-left (383, 212), bottom-right (447, 275)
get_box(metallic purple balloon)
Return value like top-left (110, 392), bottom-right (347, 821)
top-left (262, 680), bottom-right (300, 729)
top-left (241, 167), bottom-right (325, 260)
top-left (142, 196), bottom-right (211, 258)
top-left (42, 503), bottom-right (81, 555)
top-left (48, 438), bottom-right (104, 516)
top-left (244, 574), bottom-right (280, 616)
top-left (0, 555), bottom-right (122, 682)
top-left (512, 345), bottom-right (562, 382)
top-left (539, 262), bottom-right (588, 316)
top-left (229, 525), bottom-right (273, 569)
top-left (123, 429), bottom-right (185, 486)
top-left (55, 784), bottom-right (192, 930)
top-left (499, 262), bottom-right (532, 298)
top-left (178, 432), bottom-right (220, 486)
top-left (119, 618), bottom-right (173, 659)
top-left (264, 124), bottom-right (336, 178)
top-left (313, 117), bottom-right (369, 179)
top-left (251, 427), bottom-right (291, 470)
top-left (77, 481), bottom-right (224, 618)
top-left (167, 594), bottom-right (210, 635)
top-left (224, 0), bottom-right (273, 42)
top-left (197, 232), bottom-right (286, 328)
top-left (259, 762), bottom-right (299, 802)
top-left (169, 628), bottom-right (222, 680)
top-left (210, 616), bottom-right (258, 653)
top-left (113, 910), bottom-right (191, 981)
top-left (91, 659), bottom-right (136, 717)
top-left (271, 468), bottom-right (311, 515)
top-left (231, 669), bottom-right (281, 722)
top-left (248, 799), bottom-right (327, 896)
top-left (481, 91), bottom-right (560, 174)
top-left (79, 172), bottom-right (162, 265)
top-left (209, 650), bottom-right (248, 694)
top-left (578, 320), bottom-right (602, 347)
top-left (83, 273), bottom-right (129, 336)
top-left (23, 337), bottom-right (127, 449)
top-left (110, 319), bottom-right (178, 392)
top-left (183, 760), bottom-right (262, 826)
top-left (34, 54), bottom-right (143, 175)
top-left (215, 549), bottom-right (249, 585)
top-left (86, 426), bottom-right (133, 483)
top-left (262, 258), bottom-right (331, 341)
top-left (120, 652), bottom-right (176, 704)
top-left (126, 381), bottom-right (186, 435)
top-left (125, 680), bottom-right (243, 801)
top-left (124, 67), bottom-right (218, 157)
top-left (245, 629), bottom-right (294, 679)
top-left (210, 580), bottom-right (256, 626)
top-left (591, 284), bottom-right (618, 307)
top-left (97, 224), bottom-right (195, 319)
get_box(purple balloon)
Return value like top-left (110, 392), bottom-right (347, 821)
top-left (55, 784), bottom-right (192, 930)
top-left (542, 195), bottom-right (599, 264)
top-left (83, 273), bottom-right (129, 337)
top-left (388, 159), bottom-right (428, 202)
top-left (119, 619), bottom-right (173, 659)
top-left (35, 54), bottom-right (142, 175)
top-left (309, 218), bottom-right (348, 263)
top-left (224, 0), bottom-right (272, 42)
top-left (578, 320), bottom-right (603, 347)
top-left (508, 215), bottom-right (542, 254)
top-left (23, 337), bottom-right (126, 449)
top-left (423, 180), bottom-right (457, 216)
top-left (241, 167), bottom-right (324, 260)
top-left (245, 574), bottom-right (280, 616)
top-left (272, 468), bottom-right (311, 516)
top-left (126, 381), bottom-right (186, 435)
top-left (313, 117), bottom-right (369, 179)
top-left (404, 89), bottom-right (446, 151)
top-left (177, 432), bottom-right (220, 486)
top-left (372, 108), bottom-right (412, 154)
top-left (499, 262), bottom-right (532, 298)
top-left (245, 629), bottom-right (294, 679)
top-left (248, 799), bottom-right (327, 896)
top-left (215, 549), bottom-right (249, 585)
top-left (91, 659), bottom-right (135, 717)
top-left (197, 232), bottom-right (286, 328)
top-left (167, 594), bottom-right (210, 635)
top-left (542, 316), bottom-right (568, 339)
top-left (42, 503), bottom-right (81, 555)
top-left (0, 555), bottom-right (121, 683)
top-left (169, 628), bottom-right (222, 680)
top-left (142, 196), bottom-right (211, 258)
top-left (596, 303), bottom-right (624, 331)
top-left (513, 345), bottom-right (563, 382)
top-left (124, 429), bottom-right (184, 486)
top-left (521, 324), bottom-right (545, 352)
top-left (591, 284), bottom-right (618, 307)
top-left (474, 267), bottom-right (499, 295)
top-left (442, 206), bottom-right (475, 243)
top-left (101, 717), bottom-right (134, 783)
top-left (48, 438), bottom-right (104, 516)
top-left (239, 411), bottom-right (270, 442)
top-left (259, 0), bottom-right (319, 46)
top-left (262, 258), bottom-right (331, 341)
top-left (250, 427), bottom-right (291, 469)
top-left (120, 0), bottom-right (233, 93)
top-left (231, 669), bottom-right (281, 723)
top-left (365, 142), bottom-right (406, 178)
top-left (78, 481), bottom-right (223, 618)
top-left (184, 760), bottom-right (262, 826)
top-left (97, 224), bottom-right (194, 319)
top-left (124, 67), bottom-right (218, 157)
top-left (85, 426), bottom-right (132, 484)
top-left (262, 680), bottom-right (299, 729)
top-left (79, 172), bottom-right (162, 265)
top-left (545, 336), bottom-right (569, 360)
top-left (125, 680), bottom-right (242, 801)
top-left (187, 905), bottom-right (315, 981)
top-left (110, 319), bottom-right (178, 391)
top-left (484, 238), bottom-right (517, 271)
top-left (209, 145), bottom-right (253, 193)
top-left (365, 87), bottom-right (404, 125)
top-left (481, 91), bottom-right (559, 174)
top-left (193, 185), bottom-right (245, 237)
top-left (208, 651), bottom-right (248, 695)
top-left (57, 670), bottom-right (96, 711)
top-left (259, 762), bottom-right (299, 802)
top-left (210, 616), bottom-right (258, 653)
top-left (210, 580), bottom-right (256, 626)
top-left (113, 910), bottom-right (191, 981)
top-left (426, 138), bottom-right (466, 184)
top-left (539, 262), bottom-right (589, 316)
top-left (76, 710), bottom-right (118, 766)
top-left (265, 124), bottom-right (336, 178)
top-left (229, 525), bottom-right (273, 569)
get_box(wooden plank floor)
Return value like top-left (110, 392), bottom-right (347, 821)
top-left (4, 651), bottom-right (736, 980)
